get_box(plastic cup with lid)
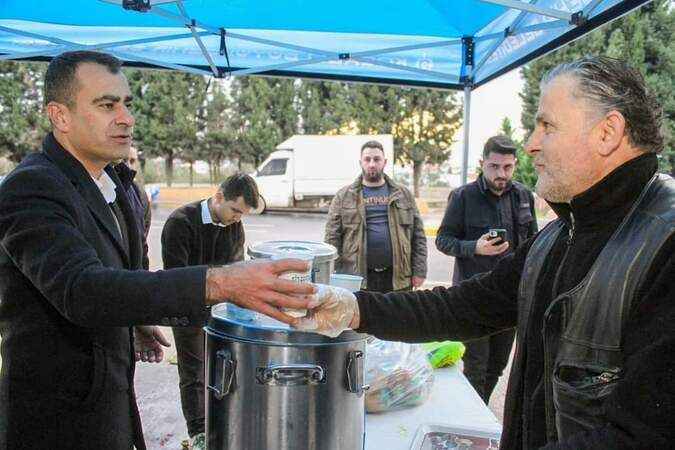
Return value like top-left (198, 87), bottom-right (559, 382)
top-left (271, 250), bottom-right (314, 318)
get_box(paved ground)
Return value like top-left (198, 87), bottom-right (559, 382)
top-left (134, 205), bottom-right (513, 449)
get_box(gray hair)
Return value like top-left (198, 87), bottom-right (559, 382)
top-left (541, 56), bottom-right (664, 154)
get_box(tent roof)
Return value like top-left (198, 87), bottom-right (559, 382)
top-left (0, 0), bottom-right (651, 90)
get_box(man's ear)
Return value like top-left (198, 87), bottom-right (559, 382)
top-left (46, 102), bottom-right (70, 133)
top-left (596, 110), bottom-right (626, 157)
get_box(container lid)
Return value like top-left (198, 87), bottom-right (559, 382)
top-left (247, 240), bottom-right (337, 264)
top-left (207, 303), bottom-right (365, 345)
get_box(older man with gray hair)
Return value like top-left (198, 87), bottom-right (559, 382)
top-left (297, 56), bottom-right (674, 450)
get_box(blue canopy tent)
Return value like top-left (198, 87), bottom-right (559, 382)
top-left (0, 0), bottom-right (652, 182)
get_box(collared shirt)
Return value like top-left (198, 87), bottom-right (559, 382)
top-left (91, 170), bottom-right (117, 204)
top-left (200, 199), bottom-right (226, 227)
top-left (91, 169), bottom-right (123, 240)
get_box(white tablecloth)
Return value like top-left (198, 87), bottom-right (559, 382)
top-left (364, 365), bottom-right (502, 450)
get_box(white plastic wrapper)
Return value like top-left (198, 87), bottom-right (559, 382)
top-left (365, 337), bottom-right (434, 413)
top-left (294, 284), bottom-right (358, 337)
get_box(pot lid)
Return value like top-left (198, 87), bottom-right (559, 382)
top-left (247, 240), bottom-right (337, 264)
top-left (207, 303), bottom-right (365, 345)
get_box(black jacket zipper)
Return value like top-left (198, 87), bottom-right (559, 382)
top-left (542, 213), bottom-right (575, 443)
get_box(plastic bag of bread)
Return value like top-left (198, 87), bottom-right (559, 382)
top-left (364, 337), bottom-right (434, 413)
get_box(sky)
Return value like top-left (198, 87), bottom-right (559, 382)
top-left (449, 68), bottom-right (525, 174)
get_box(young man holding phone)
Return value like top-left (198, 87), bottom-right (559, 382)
top-left (435, 135), bottom-right (538, 403)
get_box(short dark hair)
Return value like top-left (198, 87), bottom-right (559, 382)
top-left (219, 173), bottom-right (259, 209)
top-left (542, 56), bottom-right (664, 154)
top-left (44, 51), bottom-right (123, 108)
top-left (360, 140), bottom-right (385, 155)
top-left (483, 135), bottom-right (517, 159)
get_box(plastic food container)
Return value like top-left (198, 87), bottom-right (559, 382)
top-left (329, 273), bottom-right (364, 292)
top-left (409, 423), bottom-right (501, 450)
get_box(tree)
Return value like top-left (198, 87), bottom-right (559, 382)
top-left (297, 80), bottom-right (353, 134)
top-left (500, 117), bottom-right (537, 190)
top-left (344, 84), bottom-right (402, 134)
top-left (393, 90), bottom-right (462, 197)
top-left (201, 81), bottom-right (236, 183)
top-left (126, 69), bottom-right (207, 186)
top-left (520, 0), bottom-right (674, 176)
top-left (0, 61), bottom-right (49, 165)
top-left (230, 77), bottom-right (297, 167)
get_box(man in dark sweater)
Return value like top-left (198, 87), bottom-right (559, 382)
top-left (161, 174), bottom-right (259, 449)
top-left (436, 135), bottom-right (537, 403)
top-left (296, 57), bottom-right (674, 449)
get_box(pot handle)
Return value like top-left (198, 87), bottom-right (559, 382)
top-left (208, 349), bottom-right (236, 400)
top-left (346, 350), bottom-right (369, 397)
top-left (256, 364), bottom-right (325, 386)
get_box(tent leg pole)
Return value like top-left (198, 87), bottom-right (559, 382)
top-left (461, 85), bottom-right (472, 186)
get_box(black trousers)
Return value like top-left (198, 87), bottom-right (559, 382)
top-left (463, 328), bottom-right (516, 404)
top-left (172, 326), bottom-right (205, 438)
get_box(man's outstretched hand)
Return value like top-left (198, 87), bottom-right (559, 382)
top-left (206, 259), bottom-right (316, 325)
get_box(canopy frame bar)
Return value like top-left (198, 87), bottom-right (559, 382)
top-left (118, 0), bottom-right (465, 59)
top-left (232, 54), bottom-right (340, 77)
top-left (477, 0), bottom-right (573, 21)
top-left (175, 0), bottom-right (219, 76)
top-left (473, 0), bottom-right (550, 79)
top-left (475, 18), bottom-right (567, 43)
top-left (0, 0), bottom-right (647, 89)
top-left (0, 24), bottom-right (212, 76)
top-left (353, 55), bottom-right (461, 82)
top-left (0, 30), bottom-right (210, 61)
top-left (460, 85), bottom-right (472, 186)
top-left (584, 0), bottom-right (605, 16)
top-left (109, 2), bottom-right (466, 81)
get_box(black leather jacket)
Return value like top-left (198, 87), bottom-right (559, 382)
top-left (520, 174), bottom-right (674, 444)
top-left (356, 154), bottom-right (675, 449)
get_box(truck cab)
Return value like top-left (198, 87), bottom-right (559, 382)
top-left (254, 149), bottom-right (294, 209)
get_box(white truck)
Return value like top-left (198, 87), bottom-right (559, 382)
top-left (252, 134), bottom-right (394, 212)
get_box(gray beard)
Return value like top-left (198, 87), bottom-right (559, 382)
top-left (536, 178), bottom-right (571, 203)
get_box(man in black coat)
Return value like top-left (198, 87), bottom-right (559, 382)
top-left (0, 51), bottom-right (314, 450)
top-left (296, 57), bottom-right (674, 449)
top-left (436, 135), bottom-right (537, 403)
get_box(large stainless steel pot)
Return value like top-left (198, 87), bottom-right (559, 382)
top-left (247, 240), bottom-right (338, 284)
top-left (206, 304), bottom-right (367, 450)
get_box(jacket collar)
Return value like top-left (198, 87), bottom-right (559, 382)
top-left (350, 173), bottom-right (403, 196)
top-left (113, 162), bottom-right (137, 190)
top-left (42, 133), bottom-right (134, 265)
top-left (549, 153), bottom-right (658, 230)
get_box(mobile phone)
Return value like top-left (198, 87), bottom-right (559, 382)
top-left (488, 228), bottom-right (507, 244)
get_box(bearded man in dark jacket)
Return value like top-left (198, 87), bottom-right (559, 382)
top-left (295, 56), bottom-right (674, 450)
